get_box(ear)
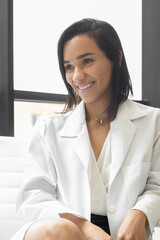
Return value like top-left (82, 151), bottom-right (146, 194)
top-left (119, 50), bottom-right (123, 67)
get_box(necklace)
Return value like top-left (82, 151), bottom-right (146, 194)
top-left (95, 116), bottom-right (108, 125)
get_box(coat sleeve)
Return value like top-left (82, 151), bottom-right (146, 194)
top-left (132, 109), bottom-right (160, 233)
top-left (16, 117), bottom-right (83, 223)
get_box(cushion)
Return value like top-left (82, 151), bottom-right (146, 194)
top-left (0, 137), bottom-right (29, 240)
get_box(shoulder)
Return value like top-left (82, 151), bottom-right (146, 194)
top-left (125, 100), bottom-right (160, 135)
top-left (34, 110), bottom-right (74, 137)
top-left (34, 101), bottom-right (86, 138)
top-left (116, 99), bottom-right (160, 130)
top-left (34, 101), bottom-right (85, 136)
top-left (125, 99), bottom-right (160, 117)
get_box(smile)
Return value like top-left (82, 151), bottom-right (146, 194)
top-left (76, 82), bottom-right (95, 90)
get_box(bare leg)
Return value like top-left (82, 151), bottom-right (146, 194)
top-left (24, 218), bottom-right (85, 240)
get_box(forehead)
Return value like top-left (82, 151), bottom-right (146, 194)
top-left (63, 34), bottom-right (101, 60)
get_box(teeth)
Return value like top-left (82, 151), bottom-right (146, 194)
top-left (78, 82), bottom-right (94, 90)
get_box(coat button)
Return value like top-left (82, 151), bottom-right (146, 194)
top-left (108, 205), bottom-right (116, 213)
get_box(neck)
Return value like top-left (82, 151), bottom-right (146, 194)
top-left (85, 101), bottom-right (109, 122)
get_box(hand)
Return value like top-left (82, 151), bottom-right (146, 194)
top-left (116, 209), bottom-right (147, 240)
top-left (60, 213), bottom-right (113, 240)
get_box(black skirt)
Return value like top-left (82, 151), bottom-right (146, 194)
top-left (91, 214), bottom-right (110, 235)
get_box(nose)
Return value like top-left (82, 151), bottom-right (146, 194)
top-left (72, 67), bottom-right (86, 83)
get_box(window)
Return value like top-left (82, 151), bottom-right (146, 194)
top-left (14, 101), bottom-right (64, 138)
top-left (0, 0), bottom-right (142, 136)
top-left (14, 0), bottom-right (142, 98)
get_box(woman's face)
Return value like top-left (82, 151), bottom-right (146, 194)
top-left (63, 34), bottom-right (113, 106)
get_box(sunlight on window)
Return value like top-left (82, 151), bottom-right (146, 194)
top-left (14, 0), bottom-right (142, 99)
top-left (14, 101), bottom-right (65, 138)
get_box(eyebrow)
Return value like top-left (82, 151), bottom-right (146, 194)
top-left (64, 52), bottom-right (95, 64)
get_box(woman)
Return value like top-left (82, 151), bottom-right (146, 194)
top-left (11, 19), bottom-right (160, 240)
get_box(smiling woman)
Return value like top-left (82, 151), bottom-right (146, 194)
top-left (10, 18), bottom-right (160, 240)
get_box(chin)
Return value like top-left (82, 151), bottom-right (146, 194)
top-left (82, 98), bottom-right (96, 105)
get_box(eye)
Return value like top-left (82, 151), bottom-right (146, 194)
top-left (64, 64), bottom-right (74, 72)
top-left (83, 58), bottom-right (93, 65)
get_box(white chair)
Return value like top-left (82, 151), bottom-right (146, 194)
top-left (0, 136), bottom-right (160, 240)
top-left (0, 136), bottom-right (29, 240)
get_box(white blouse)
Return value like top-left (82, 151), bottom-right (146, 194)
top-left (91, 132), bottom-right (111, 215)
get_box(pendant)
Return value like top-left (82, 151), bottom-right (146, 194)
top-left (95, 118), bottom-right (106, 125)
top-left (99, 119), bottom-right (103, 125)
top-left (95, 118), bottom-right (104, 125)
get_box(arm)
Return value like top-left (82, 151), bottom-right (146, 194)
top-left (16, 118), bottom-right (81, 222)
top-left (131, 110), bottom-right (160, 232)
top-left (117, 110), bottom-right (160, 240)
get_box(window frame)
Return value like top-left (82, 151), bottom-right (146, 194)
top-left (0, 0), bottom-right (67, 136)
top-left (0, 0), bottom-right (14, 136)
top-left (14, 90), bottom-right (67, 103)
top-left (2, 0), bottom-right (157, 136)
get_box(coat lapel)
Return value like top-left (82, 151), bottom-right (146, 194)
top-left (59, 99), bottom-right (148, 189)
top-left (59, 101), bottom-right (91, 172)
top-left (109, 100), bottom-right (147, 188)
top-left (73, 124), bottom-right (91, 171)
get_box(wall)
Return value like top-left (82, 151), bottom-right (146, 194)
top-left (142, 0), bottom-right (160, 107)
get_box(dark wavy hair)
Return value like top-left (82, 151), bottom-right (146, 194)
top-left (57, 18), bottom-right (133, 119)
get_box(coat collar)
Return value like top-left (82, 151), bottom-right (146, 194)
top-left (59, 101), bottom-right (86, 138)
top-left (59, 101), bottom-right (91, 171)
top-left (60, 99), bottom-right (147, 137)
top-left (117, 99), bottom-right (147, 120)
top-left (59, 99), bottom-right (148, 178)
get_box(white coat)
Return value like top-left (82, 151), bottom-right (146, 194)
top-left (11, 99), bottom-right (160, 240)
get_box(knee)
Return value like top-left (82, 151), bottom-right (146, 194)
top-left (50, 218), bottom-right (84, 239)
top-left (24, 218), bottom-right (84, 240)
